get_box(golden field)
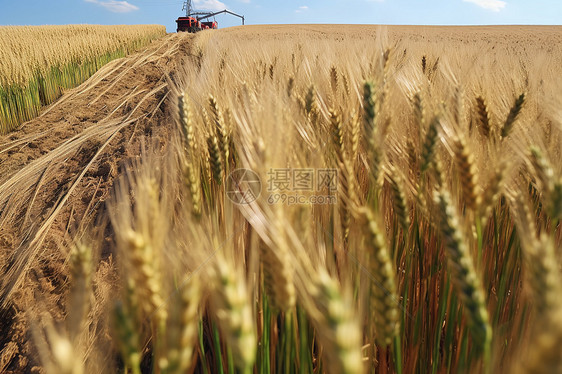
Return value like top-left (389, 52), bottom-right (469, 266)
top-left (0, 25), bottom-right (561, 374)
top-left (0, 24), bottom-right (166, 133)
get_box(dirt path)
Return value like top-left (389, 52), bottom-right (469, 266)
top-left (0, 32), bottom-right (192, 373)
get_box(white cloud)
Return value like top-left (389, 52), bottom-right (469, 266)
top-left (194, 0), bottom-right (227, 11)
top-left (85, 0), bottom-right (139, 13)
top-left (463, 0), bottom-right (506, 12)
top-left (295, 5), bottom-right (308, 13)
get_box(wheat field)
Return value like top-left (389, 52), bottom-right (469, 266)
top-left (0, 25), bottom-right (561, 374)
top-left (0, 24), bottom-right (166, 133)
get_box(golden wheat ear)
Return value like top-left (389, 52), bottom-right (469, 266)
top-left (500, 93), bottom-right (525, 139)
top-left (66, 243), bottom-right (92, 341)
top-left (330, 108), bottom-right (345, 164)
top-left (178, 93), bottom-right (202, 218)
top-left (178, 91), bottom-right (197, 156)
top-left (207, 135), bottom-right (224, 185)
top-left (475, 96), bottom-right (492, 139)
top-left (210, 256), bottom-right (256, 371)
top-left (420, 116), bottom-right (439, 173)
top-left (358, 207), bottom-right (399, 347)
top-left (260, 209), bottom-right (296, 313)
top-left (310, 269), bottom-right (365, 374)
top-left (330, 66), bottom-right (339, 95)
top-left (160, 277), bottom-right (201, 374)
top-left (387, 165), bottom-right (410, 232)
top-left (453, 137), bottom-right (481, 211)
top-left (433, 190), bottom-right (491, 351)
top-left (209, 94), bottom-right (230, 166)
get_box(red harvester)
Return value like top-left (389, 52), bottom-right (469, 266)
top-left (176, 0), bottom-right (244, 33)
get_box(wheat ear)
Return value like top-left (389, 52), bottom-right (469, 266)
top-left (360, 207), bottom-right (399, 346)
top-left (179, 92), bottom-right (197, 155)
top-left (207, 135), bottom-right (224, 185)
top-left (349, 111), bottom-right (360, 166)
top-left (126, 230), bottom-right (167, 323)
top-left (420, 116), bottom-right (439, 173)
top-left (330, 108), bottom-right (345, 164)
top-left (363, 81), bottom-right (382, 184)
top-left (524, 233), bottom-right (561, 315)
top-left (209, 94), bottom-right (229, 165)
top-left (211, 256), bottom-right (256, 371)
top-left (387, 166), bottom-right (410, 231)
top-left (529, 146), bottom-right (554, 200)
top-left (260, 209), bottom-right (296, 312)
top-left (453, 138), bottom-right (481, 210)
top-left (501, 93), bottom-right (525, 138)
top-left (479, 166), bottom-right (504, 226)
top-left (516, 204), bottom-right (562, 373)
top-left (183, 160), bottom-right (202, 218)
top-left (362, 81), bottom-right (376, 148)
top-left (178, 94), bottom-right (202, 218)
top-left (330, 65), bottom-right (339, 94)
top-left (312, 269), bottom-right (364, 374)
top-left (161, 277), bottom-right (201, 374)
top-left (475, 96), bottom-right (491, 139)
top-left (434, 190), bottom-right (491, 351)
top-left (412, 92), bottom-right (424, 129)
top-left (67, 243), bottom-right (92, 340)
top-left (287, 75), bottom-right (295, 97)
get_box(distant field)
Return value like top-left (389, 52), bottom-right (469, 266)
top-left (0, 25), bottom-right (561, 374)
top-left (0, 24), bottom-right (165, 133)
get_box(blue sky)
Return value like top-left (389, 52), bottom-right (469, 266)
top-left (0, 0), bottom-right (561, 33)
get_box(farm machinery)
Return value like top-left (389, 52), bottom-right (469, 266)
top-left (176, 0), bottom-right (244, 33)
